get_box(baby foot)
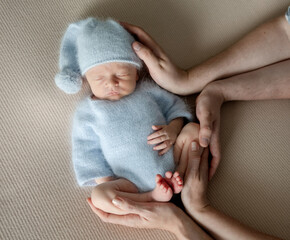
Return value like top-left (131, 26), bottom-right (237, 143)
top-left (164, 171), bottom-right (183, 194)
top-left (151, 174), bottom-right (173, 202)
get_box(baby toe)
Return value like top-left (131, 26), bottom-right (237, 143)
top-left (178, 181), bottom-right (183, 186)
top-left (173, 171), bottom-right (180, 178)
top-left (155, 174), bottom-right (163, 182)
top-left (176, 176), bottom-right (182, 182)
top-left (165, 171), bottom-right (173, 179)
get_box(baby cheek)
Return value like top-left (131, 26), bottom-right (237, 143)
top-left (125, 85), bottom-right (136, 95)
top-left (92, 86), bottom-right (105, 98)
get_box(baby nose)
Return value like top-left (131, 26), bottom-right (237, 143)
top-left (107, 77), bottom-right (119, 87)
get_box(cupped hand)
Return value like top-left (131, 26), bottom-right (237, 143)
top-left (87, 197), bottom-right (183, 233)
top-left (181, 142), bottom-right (210, 214)
top-left (196, 82), bottom-right (224, 180)
top-left (173, 122), bottom-right (200, 175)
top-left (120, 22), bottom-right (189, 95)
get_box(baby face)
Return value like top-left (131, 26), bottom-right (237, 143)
top-left (85, 62), bottom-right (139, 101)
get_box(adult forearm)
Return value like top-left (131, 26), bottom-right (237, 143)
top-left (188, 205), bottom-right (279, 240)
top-left (173, 209), bottom-right (213, 240)
top-left (213, 59), bottom-right (290, 102)
top-left (188, 15), bottom-right (290, 92)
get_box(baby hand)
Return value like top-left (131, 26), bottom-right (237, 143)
top-left (147, 125), bottom-right (178, 155)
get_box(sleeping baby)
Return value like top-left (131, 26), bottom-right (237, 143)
top-left (55, 17), bottom-right (192, 215)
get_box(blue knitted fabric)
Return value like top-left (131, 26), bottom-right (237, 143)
top-left (72, 79), bottom-right (193, 192)
top-left (55, 17), bottom-right (142, 94)
top-left (77, 18), bottom-right (142, 75)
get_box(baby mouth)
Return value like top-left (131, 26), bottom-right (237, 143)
top-left (107, 91), bottom-right (120, 96)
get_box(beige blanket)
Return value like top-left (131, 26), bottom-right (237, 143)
top-left (1, 0), bottom-right (289, 239)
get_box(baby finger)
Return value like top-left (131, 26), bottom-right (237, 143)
top-left (147, 135), bottom-right (169, 145)
top-left (154, 141), bottom-right (170, 151)
top-left (147, 129), bottom-right (166, 140)
top-left (158, 146), bottom-right (171, 156)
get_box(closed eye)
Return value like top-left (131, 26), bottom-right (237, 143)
top-left (94, 76), bottom-right (104, 81)
top-left (116, 73), bottom-right (129, 78)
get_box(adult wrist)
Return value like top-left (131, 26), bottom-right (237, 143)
top-left (191, 202), bottom-right (211, 219)
top-left (172, 209), bottom-right (196, 240)
top-left (204, 81), bottom-right (225, 105)
top-left (183, 195), bottom-right (211, 220)
top-left (187, 62), bottom-right (218, 93)
top-left (177, 69), bottom-right (191, 96)
top-left (174, 206), bottom-right (213, 240)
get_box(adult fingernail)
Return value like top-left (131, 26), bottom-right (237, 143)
top-left (202, 138), bottom-right (209, 146)
top-left (192, 142), bottom-right (199, 151)
top-left (112, 198), bottom-right (122, 206)
top-left (133, 42), bottom-right (141, 51)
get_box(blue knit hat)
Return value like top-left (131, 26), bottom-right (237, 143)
top-left (55, 17), bottom-right (142, 94)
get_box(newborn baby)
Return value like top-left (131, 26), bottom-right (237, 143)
top-left (55, 17), bottom-right (192, 215)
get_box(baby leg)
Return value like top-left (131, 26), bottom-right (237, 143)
top-left (116, 174), bottom-right (173, 202)
top-left (91, 178), bottom-right (139, 215)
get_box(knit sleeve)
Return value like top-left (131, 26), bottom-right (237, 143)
top-left (72, 99), bottom-right (114, 186)
top-left (145, 81), bottom-right (193, 123)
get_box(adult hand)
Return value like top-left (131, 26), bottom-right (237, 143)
top-left (87, 196), bottom-right (212, 239)
top-left (174, 122), bottom-right (201, 177)
top-left (87, 197), bottom-right (184, 233)
top-left (181, 141), bottom-right (210, 214)
top-left (180, 132), bottom-right (281, 240)
top-left (195, 82), bottom-right (224, 180)
top-left (173, 122), bottom-right (210, 211)
top-left (120, 22), bottom-right (189, 95)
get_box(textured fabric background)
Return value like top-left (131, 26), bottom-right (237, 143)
top-left (1, 1), bottom-right (289, 239)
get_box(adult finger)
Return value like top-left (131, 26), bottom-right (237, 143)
top-left (196, 97), bottom-right (214, 148)
top-left (132, 41), bottom-right (163, 72)
top-left (197, 110), bottom-right (214, 148)
top-left (87, 198), bottom-right (143, 227)
top-left (187, 141), bottom-right (203, 177)
top-left (180, 140), bottom-right (190, 166)
top-left (208, 121), bottom-right (221, 180)
top-left (173, 140), bottom-right (183, 165)
top-left (112, 197), bottom-right (149, 217)
top-left (199, 148), bottom-right (209, 181)
top-left (120, 22), bottom-right (165, 57)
